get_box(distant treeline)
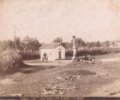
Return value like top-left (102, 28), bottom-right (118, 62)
top-left (56, 37), bottom-right (120, 58)
top-left (0, 36), bottom-right (120, 60)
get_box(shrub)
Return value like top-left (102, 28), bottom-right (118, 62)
top-left (65, 48), bottom-right (109, 58)
top-left (0, 49), bottom-right (23, 73)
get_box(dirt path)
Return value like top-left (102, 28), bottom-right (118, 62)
top-left (89, 53), bottom-right (120, 96)
top-left (0, 53), bottom-right (120, 96)
top-left (24, 59), bottom-right (71, 66)
top-left (90, 80), bottom-right (120, 96)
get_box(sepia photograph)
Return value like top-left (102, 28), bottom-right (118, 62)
top-left (0, 0), bottom-right (120, 100)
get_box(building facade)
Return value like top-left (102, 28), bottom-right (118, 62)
top-left (40, 43), bottom-right (65, 61)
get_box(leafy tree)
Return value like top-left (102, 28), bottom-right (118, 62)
top-left (21, 36), bottom-right (31, 51)
top-left (76, 38), bottom-right (86, 47)
top-left (62, 42), bottom-right (72, 49)
top-left (21, 36), bottom-right (41, 55)
top-left (96, 41), bottom-right (101, 47)
top-left (71, 37), bottom-right (85, 47)
top-left (53, 37), bottom-right (62, 43)
top-left (111, 41), bottom-right (117, 47)
top-left (103, 41), bottom-right (110, 48)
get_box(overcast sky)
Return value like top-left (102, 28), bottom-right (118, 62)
top-left (0, 0), bottom-right (120, 42)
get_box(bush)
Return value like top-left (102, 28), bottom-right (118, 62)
top-left (0, 49), bottom-right (23, 73)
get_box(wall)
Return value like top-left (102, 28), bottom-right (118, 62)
top-left (40, 45), bottom-right (65, 61)
top-left (40, 49), bottom-right (56, 61)
top-left (55, 45), bottom-right (65, 60)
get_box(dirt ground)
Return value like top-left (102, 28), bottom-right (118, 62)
top-left (0, 53), bottom-right (120, 97)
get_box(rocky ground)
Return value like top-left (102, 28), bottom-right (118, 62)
top-left (0, 53), bottom-right (120, 97)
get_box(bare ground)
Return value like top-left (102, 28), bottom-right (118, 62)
top-left (0, 53), bottom-right (120, 97)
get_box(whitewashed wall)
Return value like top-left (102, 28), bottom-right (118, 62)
top-left (55, 45), bottom-right (65, 60)
top-left (40, 45), bottom-right (65, 61)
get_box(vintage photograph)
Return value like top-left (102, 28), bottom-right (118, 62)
top-left (0, 0), bottom-right (120, 99)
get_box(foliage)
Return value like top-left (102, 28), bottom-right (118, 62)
top-left (85, 41), bottom-right (102, 47)
top-left (53, 37), bottom-right (62, 43)
top-left (0, 40), bottom-right (15, 51)
top-left (0, 49), bottom-right (22, 73)
top-left (21, 36), bottom-right (41, 59)
top-left (21, 36), bottom-right (41, 51)
top-left (62, 42), bottom-right (72, 49)
top-left (65, 48), bottom-right (108, 57)
top-left (102, 41), bottom-right (111, 48)
top-left (0, 35), bottom-right (42, 73)
top-left (76, 38), bottom-right (86, 47)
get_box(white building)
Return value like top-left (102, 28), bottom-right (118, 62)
top-left (40, 43), bottom-right (65, 61)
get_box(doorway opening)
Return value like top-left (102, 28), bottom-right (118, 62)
top-left (58, 51), bottom-right (61, 60)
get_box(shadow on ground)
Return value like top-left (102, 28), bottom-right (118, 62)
top-left (18, 64), bottom-right (57, 74)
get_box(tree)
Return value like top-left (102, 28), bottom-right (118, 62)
top-left (76, 38), bottom-right (86, 47)
top-left (71, 37), bottom-right (85, 47)
top-left (21, 36), bottom-right (31, 51)
top-left (62, 42), bottom-right (72, 49)
top-left (96, 41), bottom-right (101, 47)
top-left (21, 36), bottom-right (41, 55)
top-left (53, 37), bottom-right (62, 43)
top-left (111, 41), bottom-right (117, 47)
top-left (103, 41), bottom-right (110, 48)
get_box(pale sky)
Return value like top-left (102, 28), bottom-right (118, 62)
top-left (0, 0), bottom-right (120, 43)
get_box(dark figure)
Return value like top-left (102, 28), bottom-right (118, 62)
top-left (42, 53), bottom-right (48, 62)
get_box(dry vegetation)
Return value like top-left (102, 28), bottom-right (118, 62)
top-left (0, 49), bottom-right (23, 74)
